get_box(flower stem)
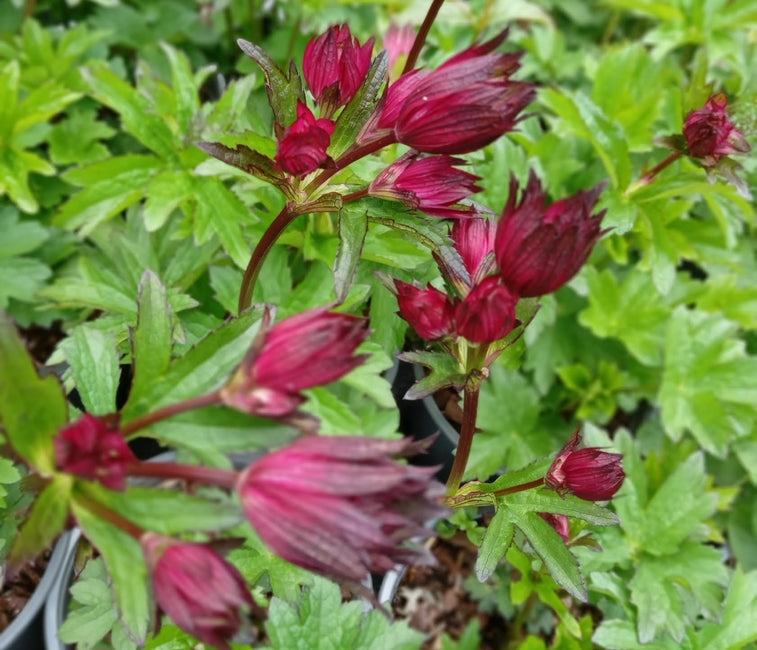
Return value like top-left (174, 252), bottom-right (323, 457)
top-left (238, 206), bottom-right (295, 312)
top-left (626, 151), bottom-right (683, 195)
top-left (403, 0), bottom-right (445, 74)
top-left (75, 490), bottom-right (145, 539)
top-left (126, 461), bottom-right (238, 490)
top-left (491, 478), bottom-right (544, 498)
top-left (120, 391), bottom-right (222, 437)
top-left (445, 384), bottom-right (480, 494)
top-left (341, 188), bottom-right (369, 203)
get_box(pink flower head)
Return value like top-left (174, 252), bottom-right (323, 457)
top-left (451, 216), bottom-right (497, 286)
top-left (275, 101), bottom-right (335, 177)
top-left (303, 24), bottom-right (374, 114)
top-left (383, 23), bottom-right (416, 78)
top-left (237, 436), bottom-right (447, 584)
top-left (539, 513), bottom-right (571, 542)
top-left (683, 93), bottom-right (751, 166)
top-left (378, 30), bottom-right (535, 154)
top-left (141, 534), bottom-right (252, 650)
top-left (54, 414), bottom-right (135, 490)
top-left (220, 307), bottom-right (369, 418)
top-left (495, 172), bottom-right (607, 297)
top-left (454, 276), bottom-right (518, 344)
top-left (393, 279), bottom-right (456, 341)
top-left (369, 151), bottom-right (481, 218)
top-left (545, 431), bottom-right (624, 501)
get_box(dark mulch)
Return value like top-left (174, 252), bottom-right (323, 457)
top-left (0, 548), bottom-right (52, 632)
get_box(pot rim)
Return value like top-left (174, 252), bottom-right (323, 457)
top-left (0, 529), bottom-right (75, 650)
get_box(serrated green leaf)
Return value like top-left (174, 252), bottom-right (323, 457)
top-left (72, 496), bottom-right (151, 645)
top-left (476, 507), bottom-right (515, 581)
top-left (9, 474), bottom-right (71, 566)
top-left (0, 458), bottom-right (20, 484)
top-left (329, 51), bottom-right (388, 158)
top-left (58, 558), bottom-right (118, 645)
top-left (195, 141), bottom-right (284, 188)
top-left (0, 257), bottom-right (51, 307)
top-left (334, 204), bottom-right (368, 303)
top-left (60, 325), bottom-right (120, 415)
top-left (160, 44), bottom-right (201, 133)
top-left (698, 568), bottom-right (757, 650)
top-left (399, 350), bottom-right (466, 400)
top-left (505, 490), bottom-right (620, 527)
top-left (237, 39), bottom-right (304, 128)
top-left (0, 208), bottom-right (49, 258)
top-left (509, 509), bottom-right (586, 601)
top-left (0, 146), bottom-right (55, 213)
top-left (142, 169), bottom-right (193, 232)
top-left (0, 310), bottom-right (67, 472)
top-left (126, 271), bottom-right (173, 415)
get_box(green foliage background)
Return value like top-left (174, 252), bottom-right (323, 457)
top-left (1, 0), bottom-right (757, 648)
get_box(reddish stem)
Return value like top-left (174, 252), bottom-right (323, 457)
top-left (445, 384), bottom-right (479, 494)
top-left (76, 492), bottom-right (145, 539)
top-left (403, 0), bottom-right (446, 74)
top-left (120, 391), bottom-right (222, 437)
top-left (492, 478), bottom-right (544, 498)
top-left (638, 151), bottom-right (683, 186)
top-left (126, 461), bottom-right (238, 490)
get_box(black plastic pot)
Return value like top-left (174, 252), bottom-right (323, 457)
top-left (392, 359), bottom-right (459, 482)
top-left (0, 531), bottom-right (76, 650)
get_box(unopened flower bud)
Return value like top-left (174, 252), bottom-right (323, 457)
top-left (545, 431), bottom-right (624, 501)
top-left (454, 277), bottom-right (518, 344)
top-left (393, 280), bottom-right (456, 341)
top-left (275, 101), bottom-right (335, 177)
top-left (683, 93), bottom-right (751, 167)
top-left (54, 414), bottom-right (135, 490)
top-left (141, 534), bottom-right (252, 650)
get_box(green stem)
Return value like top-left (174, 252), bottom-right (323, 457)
top-left (238, 205), bottom-right (295, 312)
top-left (76, 490), bottom-right (145, 539)
top-left (445, 384), bottom-right (480, 494)
top-left (491, 478), bottom-right (544, 498)
top-left (403, 0), bottom-right (446, 74)
top-left (126, 461), bottom-right (238, 490)
top-left (120, 391), bottom-right (222, 438)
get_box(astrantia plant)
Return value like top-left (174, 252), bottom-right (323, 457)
top-left (1, 0), bottom-right (756, 648)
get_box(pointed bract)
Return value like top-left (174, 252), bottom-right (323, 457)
top-left (683, 93), bottom-right (751, 167)
top-left (303, 24), bottom-right (374, 115)
top-left (369, 151), bottom-right (481, 218)
top-left (141, 534), bottom-right (252, 650)
top-left (451, 216), bottom-right (497, 285)
top-left (54, 414), bottom-right (135, 491)
top-left (237, 436), bottom-right (447, 584)
top-left (545, 431), bottom-right (624, 501)
top-left (495, 172), bottom-right (607, 297)
top-left (275, 101), bottom-right (335, 177)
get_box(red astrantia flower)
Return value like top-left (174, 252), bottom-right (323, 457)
top-left (393, 279), bottom-right (456, 341)
top-left (683, 93), bottom-right (751, 167)
top-left (451, 216), bottom-right (497, 286)
top-left (237, 436), bottom-right (447, 585)
top-left (303, 24), bottom-right (374, 115)
top-left (220, 307), bottom-right (369, 418)
top-left (141, 534), bottom-right (252, 650)
top-left (377, 30), bottom-right (535, 154)
top-left (545, 431), bottom-right (624, 501)
top-left (275, 101), bottom-right (335, 177)
top-left (454, 276), bottom-right (518, 344)
top-left (54, 414), bottom-right (135, 490)
top-left (495, 172), bottom-right (607, 297)
top-left (369, 151), bottom-right (482, 218)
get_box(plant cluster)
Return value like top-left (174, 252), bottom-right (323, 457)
top-left (1, 0), bottom-right (756, 649)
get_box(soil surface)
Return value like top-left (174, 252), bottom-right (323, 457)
top-left (389, 533), bottom-right (511, 649)
top-left (0, 548), bottom-right (51, 632)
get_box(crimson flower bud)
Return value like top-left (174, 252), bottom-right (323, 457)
top-left (378, 30), bottom-right (534, 154)
top-left (393, 280), bottom-right (456, 341)
top-left (369, 151), bottom-right (481, 218)
top-left (236, 436), bottom-right (447, 584)
top-left (303, 24), bottom-right (374, 115)
top-left (539, 513), bottom-right (571, 542)
top-left (683, 93), bottom-right (751, 166)
top-left (275, 101), bottom-right (335, 177)
top-left (451, 216), bottom-right (497, 285)
top-left (545, 431), bottom-right (624, 501)
top-left (141, 534), bottom-right (252, 650)
top-left (454, 276), bottom-right (518, 344)
top-left (54, 414), bottom-right (135, 490)
top-left (220, 307), bottom-right (369, 418)
top-left (495, 172), bottom-right (607, 297)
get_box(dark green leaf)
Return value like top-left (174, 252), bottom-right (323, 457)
top-left (334, 204), bottom-right (368, 303)
top-left (476, 507), bottom-right (515, 581)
